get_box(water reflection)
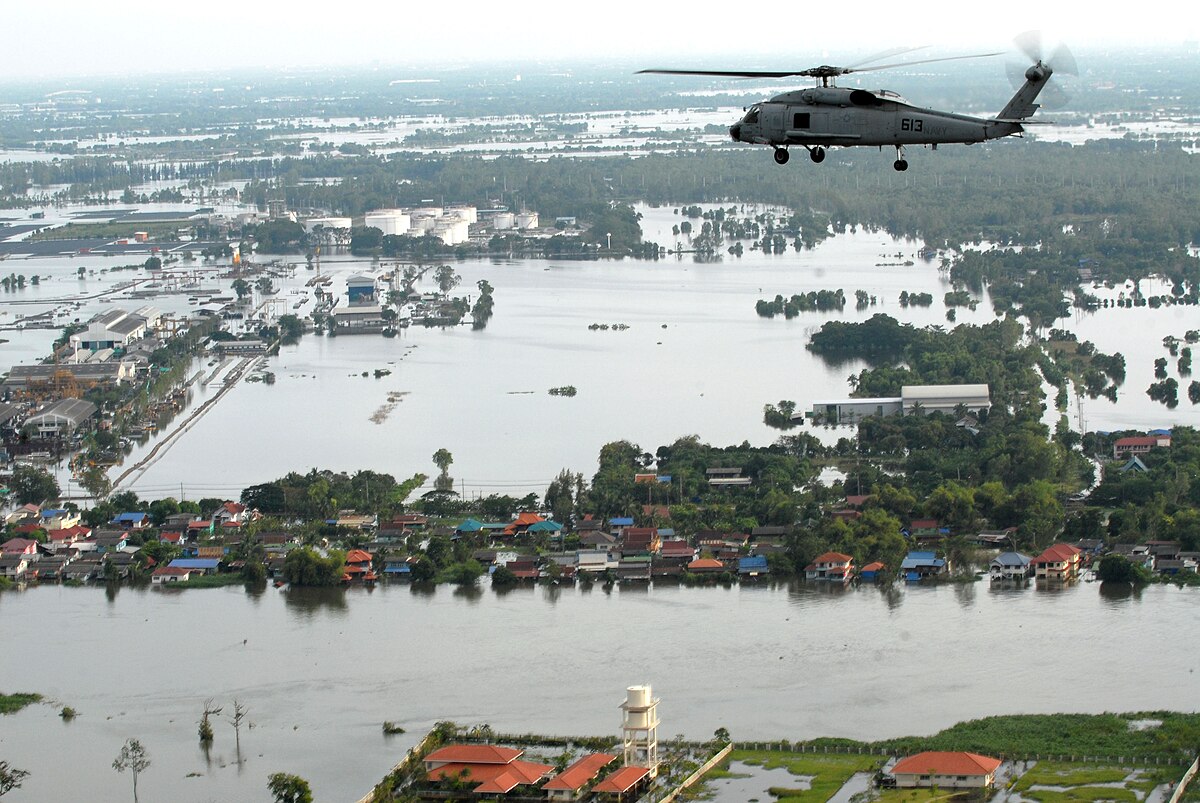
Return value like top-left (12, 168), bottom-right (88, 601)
top-left (1099, 582), bottom-right (1143, 604)
top-left (283, 587), bottom-right (349, 616)
top-left (451, 584), bottom-right (484, 602)
top-left (953, 579), bottom-right (978, 606)
top-left (409, 582), bottom-right (437, 598)
top-left (880, 582), bottom-right (904, 611)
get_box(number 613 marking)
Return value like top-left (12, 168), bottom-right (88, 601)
top-left (901, 118), bottom-right (923, 132)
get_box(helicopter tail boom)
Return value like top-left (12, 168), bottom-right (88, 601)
top-left (997, 62), bottom-right (1053, 121)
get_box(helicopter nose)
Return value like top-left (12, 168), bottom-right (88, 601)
top-left (729, 123), bottom-right (742, 141)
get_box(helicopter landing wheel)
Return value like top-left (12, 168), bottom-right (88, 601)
top-left (773, 148), bottom-right (790, 165)
top-left (893, 159), bottom-right (909, 171)
top-left (809, 146), bottom-right (826, 163)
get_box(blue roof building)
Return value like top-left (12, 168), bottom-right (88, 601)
top-left (111, 512), bottom-right (148, 528)
top-left (610, 517), bottom-right (634, 527)
top-left (168, 558), bottom-right (220, 573)
top-left (738, 555), bottom-right (769, 577)
top-left (901, 551), bottom-right (947, 581)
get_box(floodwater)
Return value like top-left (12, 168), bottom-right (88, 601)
top-left (0, 579), bottom-right (1196, 802)
top-left (1, 205), bottom-right (1197, 497)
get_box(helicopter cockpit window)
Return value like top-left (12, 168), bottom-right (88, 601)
top-left (743, 107), bottom-right (760, 124)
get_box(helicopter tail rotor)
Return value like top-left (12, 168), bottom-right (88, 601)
top-left (1006, 30), bottom-right (1076, 111)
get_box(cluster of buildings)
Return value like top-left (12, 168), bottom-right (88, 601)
top-left (415, 685), bottom-right (660, 802)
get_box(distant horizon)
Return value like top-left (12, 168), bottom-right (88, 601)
top-left (0, 42), bottom-right (1197, 90)
top-left (2, 1), bottom-right (1196, 83)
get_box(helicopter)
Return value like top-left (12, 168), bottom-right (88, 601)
top-left (639, 34), bottom-right (1075, 171)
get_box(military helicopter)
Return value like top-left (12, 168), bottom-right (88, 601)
top-left (639, 33), bottom-right (1075, 171)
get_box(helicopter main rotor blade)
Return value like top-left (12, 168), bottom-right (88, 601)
top-left (844, 45), bottom-right (930, 70)
top-left (845, 51), bottom-right (1004, 75)
top-left (635, 69), bottom-right (810, 78)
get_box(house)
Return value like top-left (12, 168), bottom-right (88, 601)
top-left (580, 532), bottom-right (618, 552)
top-left (609, 517), bottom-right (634, 537)
top-left (890, 751), bottom-right (1002, 789)
top-left (343, 549), bottom-right (377, 583)
top-left (990, 552), bottom-right (1032, 582)
top-left (0, 553), bottom-right (33, 580)
top-left (1113, 434), bottom-right (1170, 459)
top-left (577, 550), bottom-right (618, 574)
top-left (110, 512), bottom-right (149, 530)
top-left (151, 566), bottom-right (193, 585)
top-left (706, 467), bottom-right (751, 487)
top-left (659, 540), bottom-right (697, 564)
top-left (907, 519), bottom-right (947, 543)
top-left (1119, 456), bottom-right (1149, 473)
top-left (505, 558), bottom-right (540, 580)
top-left (424, 744), bottom-right (554, 796)
top-left (382, 555), bottom-right (414, 580)
top-left (860, 561), bottom-right (885, 582)
top-left (806, 552), bottom-right (854, 584)
top-left (687, 557), bottom-right (726, 574)
top-left (167, 558), bottom-right (220, 575)
top-left (213, 501), bottom-right (250, 527)
top-left (39, 509), bottom-right (80, 530)
top-left (504, 511), bottom-right (544, 537)
top-left (971, 528), bottom-right (1017, 548)
top-left (334, 511), bottom-right (377, 530)
top-left (621, 527), bottom-right (660, 555)
top-left (1, 537), bottom-right (39, 556)
top-left (45, 524), bottom-right (91, 547)
top-left (1031, 543), bottom-right (1083, 581)
top-left (544, 753), bottom-right (618, 802)
top-left (901, 551), bottom-right (948, 581)
top-left (751, 525), bottom-right (789, 546)
top-left (90, 532), bottom-right (128, 554)
top-left (738, 555), bottom-right (769, 578)
top-left (5, 503), bottom-right (41, 526)
top-left (617, 557), bottom-right (652, 582)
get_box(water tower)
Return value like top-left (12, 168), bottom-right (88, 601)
top-left (620, 684), bottom-right (660, 778)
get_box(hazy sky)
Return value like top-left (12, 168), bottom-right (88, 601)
top-left (2, 0), bottom-right (1194, 80)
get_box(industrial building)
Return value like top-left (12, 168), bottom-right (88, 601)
top-left (22, 398), bottom-right (98, 438)
top-left (2, 361), bottom-right (137, 395)
top-left (345, 274), bottom-right (378, 304)
top-left (802, 383), bottom-right (991, 425)
top-left (75, 308), bottom-right (152, 351)
top-left (330, 305), bottom-right (386, 334)
top-left (361, 205), bottom-right (477, 245)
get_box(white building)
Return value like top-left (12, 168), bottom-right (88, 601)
top-left (803, 384), bottom-right (991, 426)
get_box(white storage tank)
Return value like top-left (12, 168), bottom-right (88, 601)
top-left (515, 211), bottom-right (539, 230)
top-left (493, 212), bottom-right (516, 230)
top-left (363, 210), bottom-right (410, 237)
top-left (447, 205), bottom-right (478, 224)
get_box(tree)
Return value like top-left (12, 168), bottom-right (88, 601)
top-left (0, 761), bottom-right (29, 797)
top-left (112, 738), bottom-right (150, 803)
top-left (268, 773), bottom-right (313, 803)
top-left (11, 465), bottom-right (59, 505)
top-left (1097, 554), bottom-right (1149, 585)
top-left (229, 699), bottom-right (248, 761)
top-left (199, 698), bottom-right (221, 744)
top-left (433, 448), bottom-right (454, 492)
top-left (435, 265), bottom-right (460, 295)
top-left (232, 278), bottom-right (251, 300)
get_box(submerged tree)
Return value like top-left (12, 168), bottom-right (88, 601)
top-left (0, 761), bottom-right (30, 798)
top-left (112, 739), bottom-right (151, 803)
top-left (268, 772), bottom-right (313, 803)
top-left (199, 698), bottom-right (221, 744)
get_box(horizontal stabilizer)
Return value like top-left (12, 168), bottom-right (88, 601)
top-left (989, 118), bottom-right (1054, 125)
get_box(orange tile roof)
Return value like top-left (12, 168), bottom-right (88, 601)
top-left (544, 753), bottom-right (617, 791)
top-left (861, 561), bottom-right (885, 572)
top-left (344, 549), bottom-right (373, 564)
top-left (1033, 543), bottom-right (1082, 563)
top-left (687, 558), bottom-right (725, 571)
top-left (593, 765), bottom-right (650, 793)
top-left (425, 744), bottom-right (522, 765)
top-left (812, 551), bottom-right (853, 564)
top-left (891, 751), bottom-right (1001, 777)
top-left (428, 760), bottom-right (553, 793)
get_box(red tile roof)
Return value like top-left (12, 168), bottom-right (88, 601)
top-left (1033, 543), bottom-right (1082, 564)
top-left (687, 558), bottom-right (725, 572)
top-left (811, 551), bottom-right (853, 564)
top-left (891, 751), bottom-right (1001, 777)
top-left (428, 760), bottom-right (553, 793)
top-left (1, 538), bottom-right (38, 553)
top-left (543, 753), bottom-right (618, 791)
top-left (47, 525), bottom-right (91, 542)
top-left (660, 540), bottom-right (695, 557)
top-left (425, 744), bottom-right (523, 765)
top-left (593, 766), bottom-right (650, 793)
top-left (1115, 436), bottom-right (1158, 448)
top-left (861, 561), bottom-right (885, 572)
top-left (152, 566), bottom-right (192, 577)
top-left (344, 549), bottom-right (373, 565)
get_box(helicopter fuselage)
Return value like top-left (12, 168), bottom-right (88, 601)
top-left (729, 87), bottom-right (1022, 152)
